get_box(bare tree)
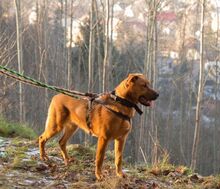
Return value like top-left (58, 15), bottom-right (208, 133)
top-left (14, 0), bottom-right (25, 122)
top-left (109, 0), bottom-right (114, 89)
top-left (94, 0), bottom-right (103, 92)
top-left (64, 0), bottom-right (68, 87)
top-left (139, 0), bottom-right (159, 164)
top-left (102, 0), bottom-right (110, 92)
top-left (191, 0), bottom-right (206, 171)
top-left (213, 0), bottom-right (220, 174)
top-left (88, 0), bottom-right (95, 92)
top-left (67, 0), bottom-right (74, 89)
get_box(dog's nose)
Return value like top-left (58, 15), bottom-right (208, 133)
top-left (155, 92), bottom-right (159, 98)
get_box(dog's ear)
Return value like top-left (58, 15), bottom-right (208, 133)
top-left (130, 75), bottom-right (139, 83)
top-left (126, 74), bottom-right (139, 87)
top-left (129, 74), bottom-right (140, 82)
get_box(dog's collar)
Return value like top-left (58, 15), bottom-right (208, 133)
top-left (110, 91), bottom-right (143, 115)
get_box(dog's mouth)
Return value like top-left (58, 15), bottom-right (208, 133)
top-left (139, 96), bottom-right (153, 107)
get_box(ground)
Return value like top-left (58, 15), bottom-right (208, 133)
top-left (0, 136), bottom-right (220, 189)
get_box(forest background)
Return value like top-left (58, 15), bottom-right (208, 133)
top-left (0, 0), bottom-right (220, 176)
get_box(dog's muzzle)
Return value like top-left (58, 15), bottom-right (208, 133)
top-left (139, 92), bottom-right (159, 107)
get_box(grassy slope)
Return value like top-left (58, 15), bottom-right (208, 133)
top-left (0, 117), bottom-right (37, 139)
top-left (0, 118), bottom-right (220, 188)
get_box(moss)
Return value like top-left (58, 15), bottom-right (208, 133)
top-left (5, 143), bottom-right (28, 156)
top-left (47, 139), bottom-right (58, 148)
top-left (0, 117), bottom-right (37, 139)
top-left (5, 147), bottom-right (18, 158)
top-left (67, 144), bottom-right (96, 159)
top-left (12, 156), bottom-right (23, 168)
top-left (68, 162), bottom-right (85, 172)
top-left (12, 158), bottom-right (35, 169)
top-left (11, 152), bottom-right (37, 169)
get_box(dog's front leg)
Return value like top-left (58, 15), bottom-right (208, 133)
top-left (95, 136), bottom-right (108, 180)
top-left (114, 136), bottom-right (127, 178)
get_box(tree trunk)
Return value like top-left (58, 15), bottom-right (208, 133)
top-left (108, 0), bottom-right (114, 89)
top-left (213, 2), bottom-right (219, 174)
top-left (141, 0), bottom-right (158, 164)
top-left (94, 0), bottom-right (102, 92)
top-left (67, 0), bottom-right (74, 89)
top-left (88, 0), bottom-right (95, 92)
top-left (43, 0), bottom-right (49, 108)
top-left (151, 7), bottom-right (158, 164)
top-left (102, 0), bottom-right (110, 92)
top-left (191, 0), bottom-right (205, 171)
top-left (179, 9), bottom-right (188, 165)
top-left (14, 0), bottom-right (25, 123)
top-left (64, 0), bottom-right (68, 87)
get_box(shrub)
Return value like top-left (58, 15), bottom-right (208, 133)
top-left (0, 117), bottom-right (37, 139)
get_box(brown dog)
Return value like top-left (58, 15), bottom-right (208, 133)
top-left (39, 73), bottom-right (159, 180)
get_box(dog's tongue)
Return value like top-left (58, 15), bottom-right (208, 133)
top-left (149, 101), bottom-right (155, 108)
top-left (139, 97), bottom-right (155, 107)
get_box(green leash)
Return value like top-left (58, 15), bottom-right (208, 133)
top-left (0, 65), bottom-right (97, 99)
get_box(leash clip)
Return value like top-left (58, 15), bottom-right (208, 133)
top-left (110, 93), bottom-right (117, 101)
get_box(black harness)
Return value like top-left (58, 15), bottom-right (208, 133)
top-left (103, 105), bottom-right (131, 122)
top-left (86, 91), bottom-right (143, 132)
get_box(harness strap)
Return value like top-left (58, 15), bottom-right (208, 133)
top-left (110, 91), bottom-right (143, 115)
top-left (86, 97), bottom-right (96, 135)
top-left (103, 105), bottom-right (131, 122)
top-left (86, 91), bottom-right (143, 132)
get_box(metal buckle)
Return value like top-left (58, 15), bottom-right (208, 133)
top-left (110, 93), bottom-right (117, 101)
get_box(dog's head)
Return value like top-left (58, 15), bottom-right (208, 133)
top-left (116, 73), bottom-right (159, 106)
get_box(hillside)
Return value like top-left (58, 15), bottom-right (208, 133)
top-left (0, 136), bottom-right (220, 189)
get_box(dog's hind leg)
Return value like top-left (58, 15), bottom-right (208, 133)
top-left (59, 123), bottom-right (78, 165)
top-left (39, 109), bottom-right (63, 161)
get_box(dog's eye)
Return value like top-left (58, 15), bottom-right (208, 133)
top-left (142, 84), bottom-right (148, 88)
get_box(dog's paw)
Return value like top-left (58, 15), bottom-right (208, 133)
top-left (40, 155), bottom-right (49, 161)
top-left (64, 157), bottom-right (75, 166)
top-left (95, 172), bottom-right (104, 181)
top-left (116, 171), bottom-right (126, 178)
